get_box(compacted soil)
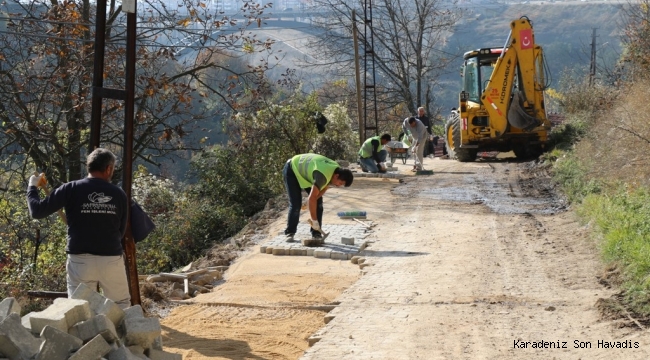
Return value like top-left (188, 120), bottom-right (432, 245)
top-left (157, 155), bottom-right (650, 359)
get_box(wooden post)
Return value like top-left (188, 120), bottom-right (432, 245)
top-left (122, 0), bottom-right (141, 306)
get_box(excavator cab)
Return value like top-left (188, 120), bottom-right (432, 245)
top-left (462, 49), bottom-right (500, 104)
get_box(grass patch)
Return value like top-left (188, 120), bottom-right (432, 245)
top-left (577, 188), bottom-right (650, 313)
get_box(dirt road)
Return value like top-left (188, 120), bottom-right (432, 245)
top-left (160, 156), bottom-right (650, 359)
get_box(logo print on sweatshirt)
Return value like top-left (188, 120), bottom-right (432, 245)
top-left (88, 192), bottom-right (113, 203)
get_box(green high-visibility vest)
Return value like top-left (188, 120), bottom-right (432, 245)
top-left (290, 154), bottom-right (340, 189)
top-left (358, 136), bottom-right (381, 159)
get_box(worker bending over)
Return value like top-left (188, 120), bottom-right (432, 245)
top-left (358, 134), bottom-right (391, 173)
top-left (404, 116), bottom-right (428, 171)
top-left (283, 153), bottom-right (354, 242)
top-left (26, 148), bottom-right (131, 308)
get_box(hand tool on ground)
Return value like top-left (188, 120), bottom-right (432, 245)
top-left (308, 219), bottom-right (329, 241)
top-left (33, 172), bottom-right (67, 224)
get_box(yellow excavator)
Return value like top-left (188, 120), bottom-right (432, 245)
top-left (445, 16), bottom-right (552, 161)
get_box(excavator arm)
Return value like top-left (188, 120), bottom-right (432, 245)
top-left (482, 17), bottom-right (546, 135)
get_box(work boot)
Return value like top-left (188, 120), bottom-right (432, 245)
top-left (311, 232), bottom-right (322, 240)
top-left (285, 233), bottom-right (295, 243)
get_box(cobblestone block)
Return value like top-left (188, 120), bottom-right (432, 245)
top-left (124, 317), bottom-right (161, 349)
top-left (0, 313), bottom-right (43, 359)
top-left (123, 305), bottom-right (144, 321)
top-left (0, 298), bottom-right (20, 321)
top-left (68, 334), bottom-right (112, 360)
top-left (330, 251), bottom-right (347, 260)
top-left (30, 298), bottom-right (92, 334)
top-left (105, 344), bottom-right (141, 360)
top-left (147, 348), bottom-right (183, 360)
top-left (70, 314), bottom-right (118, 343)
top-left (341, 237), bottom-right (355, 245)
top-left (71, 283), bottom-right (126, 327)
top-left (314, 249), bottom-right (332, 258)
top-left (35, 325), bottom-right (83, 360)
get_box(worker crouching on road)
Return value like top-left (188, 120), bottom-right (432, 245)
top-left (283, 153), bottom-right (354, 242)
top-left (358, 134), bottom-right (391, 173)
top-left (26, 148), bottom-right (131, 308)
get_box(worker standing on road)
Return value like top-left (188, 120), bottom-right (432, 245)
top-left (283, 153), bottom-right (354, 242)
top-left (406, 117), bottom-right (428, 171)
top-left (358, 134), bottom-right (391, 173)
top-left (415, 107), bottom-right (434, 157)
top-left (26, 148), bottom-right (131, 308)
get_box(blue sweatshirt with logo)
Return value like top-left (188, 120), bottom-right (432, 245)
top-left (27, 177), bottom-right (127, 256)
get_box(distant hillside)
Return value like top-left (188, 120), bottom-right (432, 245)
top-left (437, 2), bottom-right (625, 113)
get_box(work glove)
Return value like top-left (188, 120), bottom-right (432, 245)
top-left (29, 173), bottom-right (46, 188)
top-left (310, 219), bottom-right (321, 232)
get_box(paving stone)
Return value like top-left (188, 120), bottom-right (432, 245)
top-left (0, 298), bottom-right (20, 321)
top-left (69, 334), bottom-right (112, 360)
top-left (127, 345), bottom-right (149, 360)
top-left (35, 325), bottom-right (83, 360)
top-left (71, 283), bottom-right (125, 327)
top-left (123, 305), bottom-right (144, 320)
top-left (105, 344), bottom-right (141, 360)
top-left (341, 237), bottom-right (355, 245)
top-left (123, 317), bottom-right (161, 349)
top-left (314, 249), bottom-right (332, 259)
top-left (147, 348), bottom-right (183, 360)
top-left (30, 298), bottom-right (92, 334)
top-left (151, 336), bottom-right (163, 351)
top-left (21, 312), bottom-right (35, 332)
top-left (69, 314), bottom-right (118, 343)
top-left (0, 313), bottom-right (43, 359)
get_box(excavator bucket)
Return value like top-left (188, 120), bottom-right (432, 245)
top-left (507, 91), bottom-right (541, 131)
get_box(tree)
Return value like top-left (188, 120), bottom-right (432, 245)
top-left (0, 0), bottom-right (276, 187)
top-left (304, 0), bottom-right (463, 119)
top-left (620, 0), bottom-right (650, 79)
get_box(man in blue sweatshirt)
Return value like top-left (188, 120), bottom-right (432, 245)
top-left (27, 148), bottom-right (130, 308)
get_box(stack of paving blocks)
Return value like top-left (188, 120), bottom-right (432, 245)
top-left (0, 283), bottom-right (182, 360)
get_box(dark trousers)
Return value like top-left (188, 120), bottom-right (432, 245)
top-left (283, 161), bottom-right (323, 236)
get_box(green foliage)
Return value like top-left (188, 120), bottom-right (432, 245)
top-left (556, 75), bottom-right (616, 115)
top-left (431, 124), bottom-right (445, 137)
top-left (132, 163), bottom-right (250, 272)
top-left (313, 103), bottom-right (359, 162)
top-left (0, 182), bottom-right (67, 314)
top-left (578, 188), bottom-right (650, 313)
top-left (620, 1), bottom-right (650, 77)
top-left (552, 153), bottom-right (601, 204)
top-left (547, 113), bottom-right (589, 152)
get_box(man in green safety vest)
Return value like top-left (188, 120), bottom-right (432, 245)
top-left (282, 154), bottom-right (354, 242)
top-left (358, 134), bottom-right (391, 173)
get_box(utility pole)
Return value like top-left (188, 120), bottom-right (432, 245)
top-left (90, 0), bottom-right (141, 305)
top-left (352, 10), bottom-right (364, 148)
top-left (362, 0), bottom-right (378, 141)
top-left (589, 28), bottom-right (597, 87)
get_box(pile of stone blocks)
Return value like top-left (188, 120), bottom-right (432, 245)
top-left (0, 283), bottom-right (182, 360)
